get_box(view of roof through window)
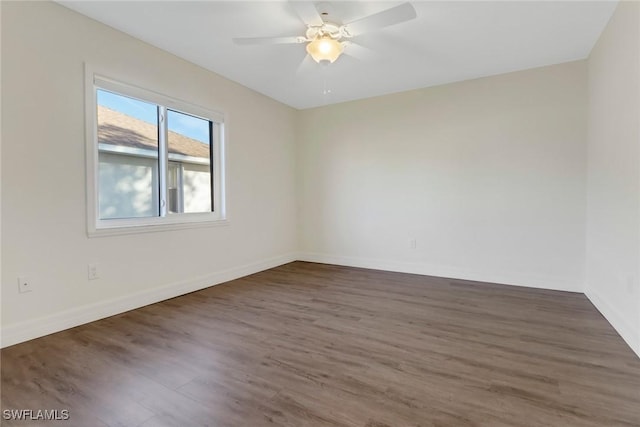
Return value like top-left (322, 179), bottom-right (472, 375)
top-left (97, 89), bottom-right (210, 144)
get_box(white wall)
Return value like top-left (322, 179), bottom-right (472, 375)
top-left (297, 61), bottom-right (588, 292)
top-left (1, 1), bottom-right (297, 346)
top-left (0, 1), bottom-right (4, 343)
top-left (585, 1), bottom-right (640, 357)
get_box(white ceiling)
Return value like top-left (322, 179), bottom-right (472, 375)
top-left (58, 1), bottom-right (617, 109)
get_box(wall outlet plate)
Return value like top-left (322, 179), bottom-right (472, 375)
top-left (88, 264), bottom-right (99, 280)
top-left (627, 275), bottom-right (636, 294)
top-left (18, 276), bottom-right (33, 293)
top-left (409, 238), bottom-right (417, 250)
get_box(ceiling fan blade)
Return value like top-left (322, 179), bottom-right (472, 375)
top-left (342, 41), bottom-right (376, 61)
top-left (343, 2), bottom-right (417, 37)
top-left (290, 1), bottom-right (324, 27)
top-left (232, 36), bottom-right (304, 45)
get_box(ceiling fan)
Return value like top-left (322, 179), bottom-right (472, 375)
top-left (232, 2), bottom-right (417, 64)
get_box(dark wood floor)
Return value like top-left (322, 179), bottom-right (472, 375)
top-left (2, 262), bottom-right (639, 427)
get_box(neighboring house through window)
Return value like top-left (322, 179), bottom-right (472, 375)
top-left (86, 71), bottom-right (226, 235)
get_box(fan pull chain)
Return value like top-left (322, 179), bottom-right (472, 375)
top-left (321, 61), bottom-right (331, 103)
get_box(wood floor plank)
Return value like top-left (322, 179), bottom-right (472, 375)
top-left (2, 261), bottom-right (639, 426)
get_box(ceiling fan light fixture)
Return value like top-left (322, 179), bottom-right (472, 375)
top-left (306, 36), bottom-right (344, 63)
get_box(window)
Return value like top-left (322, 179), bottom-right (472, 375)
top-left (86, 72), bottom-right (225, 235)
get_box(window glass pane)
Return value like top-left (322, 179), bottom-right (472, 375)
top-left (167, 110), bottom-right (212, 213)
top-left (97, 89), bottom-right (159, 219)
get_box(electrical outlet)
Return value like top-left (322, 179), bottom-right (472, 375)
top-left (627, 275), bottom-right (636, 294)
top-left (18, 276), bottom-right (33, 293)
top-left (88, 264), bottom-right (100, 280)
top-left (409, 238), bottom-right (417, 250)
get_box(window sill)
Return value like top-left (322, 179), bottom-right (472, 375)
top-left (88, 218), bottom-right (230, 238)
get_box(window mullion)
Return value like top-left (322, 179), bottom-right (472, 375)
top-left (158, 105), bottom-right (169, 217)
top-left (209, 121), bottom-right (215, 213)
top-left (178, 164), bottom-right (185, 213)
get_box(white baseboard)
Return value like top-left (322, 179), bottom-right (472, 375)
top-left (585, 288), bottom-right (640, 358)
top-left (1, 252), bottom-right (297, 348)
top-left (8, 251), bottom-right (637, 362)
top-left (297, 252), bottom-right (583, 293)
top-left (300, 252), bottom-right (640, 359)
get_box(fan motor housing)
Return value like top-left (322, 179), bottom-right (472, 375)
top-left (306, 22), bottom-right (343, 40)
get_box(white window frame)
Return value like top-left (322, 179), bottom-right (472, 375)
top-left (85, 65), bottom-right (227, 237)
